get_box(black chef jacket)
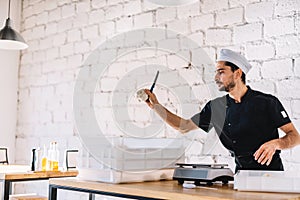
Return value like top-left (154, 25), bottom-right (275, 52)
top-left (191, 86), bottom-right (291, 171)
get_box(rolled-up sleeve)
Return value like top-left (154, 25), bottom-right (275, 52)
top-left (191, 101), bottom-right (213, 133)
top-left (269, 96), bottom-right (291, 128)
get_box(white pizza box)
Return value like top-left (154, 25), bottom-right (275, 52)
top-left (93, 158), bottom-right (184, 171)
top-left (234, 170), bottom-right (300, 193)
top-left (79, 137), bottom-right (186, 171)
top-left (77, 167), bottom-right (174, 183)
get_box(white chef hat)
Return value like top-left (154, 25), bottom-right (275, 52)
top-left (217, 49), bottom-right (252, 74)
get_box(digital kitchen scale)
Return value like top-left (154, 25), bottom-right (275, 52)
top-left (173, 163), bottom-right (234, 186)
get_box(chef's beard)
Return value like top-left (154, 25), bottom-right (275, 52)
top-left (218, 81), bottom-right (236, 92)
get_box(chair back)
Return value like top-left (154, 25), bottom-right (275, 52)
top-left (64, 149), bottom-right (79, 170)
top-left (0, 147), bottom-right (9, 164)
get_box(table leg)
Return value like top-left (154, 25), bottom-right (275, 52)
top-left (48, 185), bottom-right (57, 200)
top-left (3, 181), bottom-right (12, 200)
top-left (89, 193), bottom-right (95, 200)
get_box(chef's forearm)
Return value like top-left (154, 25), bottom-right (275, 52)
top-left (276, 123), bottom-right (300, 150)
top-left (153, 104), bottom-right (197, 133)
top-left (277, 130), bottom-right (300, 150)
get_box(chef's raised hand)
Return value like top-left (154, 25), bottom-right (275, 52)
top-left (254, 139), bottom-right (279, 166)
top-left (144, 89), bottom-right (159, 109)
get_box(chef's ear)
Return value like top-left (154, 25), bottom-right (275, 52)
top-left (234, 68), bottom-right (243, 79)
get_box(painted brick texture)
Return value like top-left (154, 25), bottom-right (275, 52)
top-left (16, 0), bottom-right (300, 197)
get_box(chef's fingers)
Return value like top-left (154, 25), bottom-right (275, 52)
top-left (261, 152), bottom-right (272, 165)
top-left (254, 148), bottom-right (263, 161)
top-left (260, 157), bottom-right (268, 165)
top-left (144, 89), bottom-right (159, 104)
top-left (144, 89), bottom-right (153, 96)
top-left (261, 150), bottom-right (275, 165)
top-left (254, 145), bottom-right (267, 161)
top-left (255, 147), bottom-right (275, 165)
top-left (145, 99), bottom-right (153, 109)
top-left (257, 151), bottom-right (267, 163)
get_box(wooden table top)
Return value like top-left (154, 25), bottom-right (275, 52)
top-left (0, 170), bottom-right (78, 180)
top-left (49, 179), bottom-right (300, 200)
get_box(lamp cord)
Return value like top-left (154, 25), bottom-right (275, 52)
top-left (8, 0), bottom-right (11, 18)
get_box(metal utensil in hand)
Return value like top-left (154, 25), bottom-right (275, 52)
top-left (150, 70), bottom-right (159, 92)
top-left (146, 71), bottom-right (159, 102)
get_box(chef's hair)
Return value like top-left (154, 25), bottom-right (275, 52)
top-left (225, 61), bottom-right (246, 84)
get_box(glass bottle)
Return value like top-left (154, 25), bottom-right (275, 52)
top-left (48, 142), bottom-right (54, 171)
top-left (41, 145), bottom-right (47, 171)
top-left (52, 142), bottom-right (59, 171)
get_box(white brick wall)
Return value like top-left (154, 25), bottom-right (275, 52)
top-left (167, 18), bottom-right (189, 34)
top-left (48, 8), bottom-right (61, 22)
top-left (250, 80), bottom-right (276, 94)
top-left (105, 4), bottom-right (123, 20)
top-left (76, 1), bottom-right (90, 13)
top-left (99, 21), bottom-right (115, 36)
top-left (295, 57), bottom-right (300, 77)
top-left (229, 0), bottom-right (260, 7)
top-left (91, 0), bottom-right (106, 9)
top-left (123, 0), bottom-right (142, 16)
top-left (291, 100), bottom-right (300, 119)
top-left (201, 0), bottom-right (228, 13)
top-left (275, 35), bottom-right (300, 57)
top-left (177, 2), bottom-right (200, 19)
top-left (116, 16), bottom-right (133, 33)
top-left (82, 25), bottom-right (99, 39)
top-left (16, 0), bottom-right (300, 198)
top-left (156, 7), bottom-right (177, 24)
top-left (61, 4), bottom-right (75, 19)
top-left (245, 2), bottom-right (274, 22)
top-left (134, 12), bottom-right (153, 29)
top-left (274, 0), bottom-right (300, 17)
top-left (261, 59), bottom-right (293, 79)
top-left (206, 29), bottom-right (232, 46)
top-left (277, 80), bottom-right (300, 99)
top-left (264, 17), bottom-right (295, 38)
top-left (246, 42), bottom-right (275, 60)
top-left (89, 9), bottom-right (105, 25)
top-left (233, 23), bottom-right (263, 43)
top-left (191, 14), bottom-right (214, 32)
top-left (216, 8), bottom-right (243, 27)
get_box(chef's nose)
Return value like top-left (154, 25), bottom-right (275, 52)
top-left (214, 73), bottom-right (219, 81)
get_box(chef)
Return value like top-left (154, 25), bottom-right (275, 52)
top-left (144, 49), bottom-right (300, 172)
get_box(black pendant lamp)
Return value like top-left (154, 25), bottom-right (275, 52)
top-left (0, 0), bottom-right (28, 50)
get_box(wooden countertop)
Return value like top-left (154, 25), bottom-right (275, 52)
top-left (49, 179), bottom-right (300, 200)
top-left (0, 170), bottom-right (78, 180)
